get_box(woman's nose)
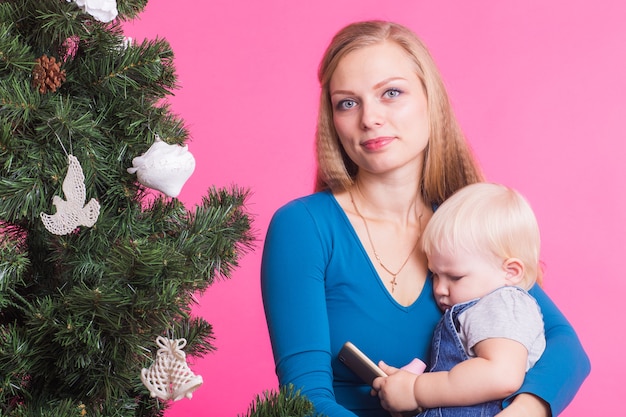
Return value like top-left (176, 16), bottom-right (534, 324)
top-left (360, 101), bottom-right (384, 129)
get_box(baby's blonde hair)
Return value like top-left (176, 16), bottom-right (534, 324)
top-left (422, 182), bottom-right (542, 288)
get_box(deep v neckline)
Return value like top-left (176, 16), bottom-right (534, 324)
top-left (327, 191), bottom-right (428, 309)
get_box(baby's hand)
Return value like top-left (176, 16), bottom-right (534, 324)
top-left (371, 360), bottom-right (400, 394)
top-left (373, 361), bottom-right (421, 413)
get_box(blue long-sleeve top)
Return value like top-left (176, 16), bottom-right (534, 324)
top-left (261, 191), bottom-right (590, 417)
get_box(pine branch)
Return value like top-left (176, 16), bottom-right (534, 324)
top-left (240, 385), bottom-right (326, 417)
top-left (0, 18), bottom-right (35, 73)
top-left (0, 224), bottom-right (29, 309)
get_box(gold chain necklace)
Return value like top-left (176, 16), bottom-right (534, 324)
top-left (349, 190), bottom-right (423, 293)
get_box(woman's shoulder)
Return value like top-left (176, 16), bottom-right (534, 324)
top-left (266, 190), bottom-right (346, 242)
top-left (272, 190), bottom-right (338, 218)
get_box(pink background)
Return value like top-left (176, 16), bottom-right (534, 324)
top-left (124, 1), bottom-right (625, 416)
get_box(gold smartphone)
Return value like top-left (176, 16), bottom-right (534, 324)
top-left (338, 341), bottom-right (387, 386)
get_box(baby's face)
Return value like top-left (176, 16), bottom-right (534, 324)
top-left (428, 248), bottom-right (509, 311)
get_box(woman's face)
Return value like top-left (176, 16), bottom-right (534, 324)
top-left (329, 41), bottom-right (429, 179)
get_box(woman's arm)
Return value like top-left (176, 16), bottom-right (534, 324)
top-left (261, 200), bottom-right (357, 417)
top-left (503, 285), bottom-right (590, 415)
top-left (497, 394), bottom-right (550, 417)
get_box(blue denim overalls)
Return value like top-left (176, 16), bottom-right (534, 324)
top-left (417, 299), bottom-right (502, 417)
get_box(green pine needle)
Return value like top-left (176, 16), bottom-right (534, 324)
top-left (240, 385), bottom-right (327, 417)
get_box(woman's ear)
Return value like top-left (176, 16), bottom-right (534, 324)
top-left (503, 258), bottom-right (525, 286)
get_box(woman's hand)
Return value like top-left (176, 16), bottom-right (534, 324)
top-left (496, 393), bottom-right (550, 417)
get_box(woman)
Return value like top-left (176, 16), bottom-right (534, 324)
top-left (261, 20), bottom-right (589, 417)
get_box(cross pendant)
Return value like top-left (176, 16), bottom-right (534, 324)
top-left (390, 276), bottom-right (398, 293)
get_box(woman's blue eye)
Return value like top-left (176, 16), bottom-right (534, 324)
top-left (337, 99), bottom-right (357, 110)
top-left (384, 88), bottom-right (401, 98)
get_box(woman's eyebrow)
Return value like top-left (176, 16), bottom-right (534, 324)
top-left (330, 77), bottom-right (407, 97)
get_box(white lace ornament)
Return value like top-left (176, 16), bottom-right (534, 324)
top-left (67, 0), bottom-right (118, 23)
top-left (40, 154), bottom-right (100, 235)
top-left (140, 336), bottom-right (203, 401)
top-left (127, 135), bottom-right (195, 198)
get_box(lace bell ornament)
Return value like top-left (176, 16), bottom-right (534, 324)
top-left (140, 336), bottom-right (203, 401)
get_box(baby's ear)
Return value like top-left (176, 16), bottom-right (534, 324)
top-left (503, 258), bottom-right (525, 286)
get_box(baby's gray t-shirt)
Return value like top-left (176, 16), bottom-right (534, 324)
top-left (457, 286), bottom-right (546, 370)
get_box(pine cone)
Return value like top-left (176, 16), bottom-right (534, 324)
top-left (32, 55), bottom-right (66, 94)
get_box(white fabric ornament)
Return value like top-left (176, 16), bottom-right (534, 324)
top-left (139, 343), bottom-right (171, 401)
top-left (141, 336), bottom-right (203, 401)
top-left (67, 0), bottom-right (118, 23)
top-left (127, 135), bottom-right (195, 198)
top-left (40, 154), bottom-right (100, 235)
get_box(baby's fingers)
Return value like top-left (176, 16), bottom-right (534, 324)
top-left (371, 375), bottom-right (385, 391)
top-left (378, 360), bottom-right (400, 375)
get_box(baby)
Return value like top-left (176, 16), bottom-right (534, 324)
top-left (373, 182), bottom-right (546, 417)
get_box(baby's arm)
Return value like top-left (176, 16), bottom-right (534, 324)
top-left (375, 339), bottom-right (528, 412)
top-left (414, 338), bottom-right (528, 408)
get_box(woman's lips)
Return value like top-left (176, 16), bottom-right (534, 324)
top-left (361, 137), bottom-right (395, 151)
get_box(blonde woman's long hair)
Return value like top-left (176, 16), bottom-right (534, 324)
top-left (315, 20), bottom-right (483, 206)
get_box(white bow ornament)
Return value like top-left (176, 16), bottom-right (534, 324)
top-left (127, 136), bottom-right (196, 198)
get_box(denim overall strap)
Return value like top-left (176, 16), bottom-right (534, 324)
top-left (418, 299), bottom-right (502, 417)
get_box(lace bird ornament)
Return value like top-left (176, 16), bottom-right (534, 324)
top-left (40, 154), bottom-right (100, 235)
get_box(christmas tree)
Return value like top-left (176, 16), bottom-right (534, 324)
top-left (0, 1), bottom-right (255, 415)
